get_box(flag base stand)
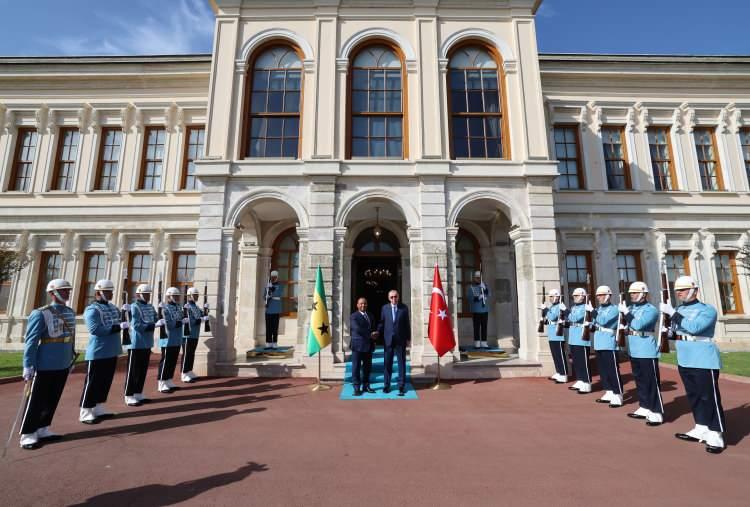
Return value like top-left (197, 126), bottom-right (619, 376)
top-left (310, 351), bottom-right (331, 391)
top-left (431, 359), bottom-right (452, 390)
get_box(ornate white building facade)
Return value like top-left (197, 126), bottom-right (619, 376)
top-left (1, 0), bottom-right (748, 379)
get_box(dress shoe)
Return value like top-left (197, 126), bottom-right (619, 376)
top-left (398, 389), bottom-right (406, 397)
top-left (595, 398), bottom-right (610, 404)
top-left (37, 427), bottom-right (62, 441)
top-left (353, 388), bottom-right (363, 396)
top-left (568, 385), bottom-right (579, 390)
top-left (576, 389), bottom-right (590, 395)
top-left (675, 433), bottom-right (701, 442)
top-left (646, 421), bottom-right (663, 427)
top-left (705, 445), bottom-right (724, 454)
top-left (364, 387), bottom-right (376, 394)
top-left (383, 387), bottom-right (391, 394)
top-left (627, 413), bottom-right (647, 419)
top-left (21, 442), bottom-right (41, 450)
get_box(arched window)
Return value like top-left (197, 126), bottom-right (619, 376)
top-left (349, 44), bottom-right (406, 159)
top-left (271, 228), bottom-right (299, 316)
top-left (447, 44), bottom-right (506, 159)
top-left (245, 45), bottom-right (303, 159)
top-left (456, 229), bottom-right (481, 316)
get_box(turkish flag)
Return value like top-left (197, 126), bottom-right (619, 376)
top-left (428, 264), bottom-right (456, 357)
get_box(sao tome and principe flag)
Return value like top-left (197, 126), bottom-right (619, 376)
top-left (307, 265), bottom-right (332, 356)
top-left (428, 263), bottom-right (456, 357)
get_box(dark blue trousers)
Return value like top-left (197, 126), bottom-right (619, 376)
top-left (678, 366), bottom-right (726, 432)
top-left (384, 344), bottom-right (406, 389)
top-left (631, 357), bottom-right (664, 414)
top-left (350, 350), bottom-right (372, 389)
top-left (570, 345), bottom-right (591, 383)
top-left (596, 349), bottom-right (623, 394)
top-left (549, 341), bottom-right (569, 376)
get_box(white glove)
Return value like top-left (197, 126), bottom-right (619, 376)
top-left (121, 303), bottom-right (130, 312)
top-left (558, 302), bottom-right (567, 311)
top-left (618, 324), bottom-right (628, 330)
top-left (585, 303), bottom-right (594, 312)
top-left (660, 302), bottom-right (675, 317)
top-left (583, 321), bottom-right (591, 327)
top-left (155, 319), bottom-right (166, 327)
top-left (202, 316), bottom-right (209, 322)
top-left (538, 304), bottom-right (547, 311)
top-left (660, 326), bottom-right (669, 333)
top-left (23, 366), bottom-right (35, 381)
top-left (158, 302), bottom-right (164, 309)
top-left (618, 301), bottom-right (629, 315)
top-left (182, 317), bottom-right (190, 324)
top-left (203, 304), bottom-right (209, 310)
top-left (119, 322), bottom-right (129, 330)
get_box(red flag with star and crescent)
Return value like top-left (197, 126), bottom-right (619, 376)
top-left (428, 264), bottom-right (456, 357)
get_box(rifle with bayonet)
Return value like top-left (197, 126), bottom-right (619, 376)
top-left (203, 280), bottom-right (211, 332)
top-left (182, 285), bottom-right (191, 338)
top-left (157, 278), bottom-right (167, 340)
top-left (616, 277), bottom-right (628, 348)
top-left (537, 284), bottom-right (546, 333)
top-left (581, 273), bottom-right (592, 342)
top-left (121, 272), bottom-right (131, 346)
top-left (658, 261), bottom-right (673, 353)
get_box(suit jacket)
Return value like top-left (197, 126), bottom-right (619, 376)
top-left (378, 303), bottom-right (411, 347)
top-left (350, 311), bottom-right (376, 353)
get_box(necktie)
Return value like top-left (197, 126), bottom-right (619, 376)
top-left (392, 305), bottom-right (396, 322)
top-left (362, 312), bottom-right (369, 324)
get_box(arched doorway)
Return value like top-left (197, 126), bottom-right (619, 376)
top-left (351, 227), bottom-right (401, 336)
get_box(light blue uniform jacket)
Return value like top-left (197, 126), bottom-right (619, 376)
top-left (84, 301), bottom-right (123, 360)
top-left (545, 303), bottom-right (565, 342)
top-left (467, 283), bottom-right (490, 314)
top-left (625, 302), bottom-right (660, 359)
top-left (23, 303), bottom-right (76, 370)
top-left (673, 299), bottom-right (720, 370)
top-left (567, 303), bottom-right (589, 347)
top-left (161, 302), bottom-right (185, 348)
top-left (592, 304), bottom-right (618, 351)
top-left (184, 301), bottom-right (203, 340)
top-left (264, 283), bottom-right (284, 315)
top-left (129, 299), bottom-right (156, 350)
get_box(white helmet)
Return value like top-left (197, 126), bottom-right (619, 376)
top-left (595, 285), bottom-right (612, 296)
top-left (136, 284), bottom-right (152, 294)
top-left (628, 281), bottom-right (648, 293)
top-left (572, 287), bottom-right (587, 297)
top-left (94, 279), bottom-right (115, 291)
top-left (165, 287), bottom-right (181, 298)
top-left (270, 270), bottom-right (279, 277)
top-left (674, 276), bottom-right (698, 291)
top-left (548, 289), bottom-right (561, 297)
top-left (187, 287), bottom-right (200, 296)
top-left (46, 279), bottom-right (72, 292)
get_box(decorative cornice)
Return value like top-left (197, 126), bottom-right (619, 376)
top-left (672, 102), bottom-right (695, 134)
top-left (165, 102), bottom-right (183, 132)
top-left (105, 231), bottom-right (118, 261)
top-left (626, 102), bottom-right (649, 134)
top-left (719, 103), bottom-right (743, 134)
top-left (579, 101), bottom-right (602, 134)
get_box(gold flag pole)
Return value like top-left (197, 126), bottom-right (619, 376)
top-left (311, 351), bottom-right (331, 391)
top-left (431, 355), bottom-right (451, 390)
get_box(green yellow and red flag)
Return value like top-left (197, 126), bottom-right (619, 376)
top-left (307, 265), bottom-right (331, 356)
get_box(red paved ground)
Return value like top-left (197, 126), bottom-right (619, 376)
top-left (0, 359), bottom-right (748, 506)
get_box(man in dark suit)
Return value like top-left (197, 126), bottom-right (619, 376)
top-left (350, 297), bottom-right (377, 396)
top-left (378, 290), bottom-right (411, 396)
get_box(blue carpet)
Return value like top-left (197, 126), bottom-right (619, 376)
top-left (458, 346), bottom-right (506, 353)
top-left (340, 348), bottom-right (418, 400)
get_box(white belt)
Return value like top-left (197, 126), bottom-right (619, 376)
top-left (596, 326), bottom-right (614, 334)
top-left (548, 320), bottom-right (558, 325)
top-left (569, 323), bottom-right (584, 328)
top-left (677, 335), bottom-right (712, 342)
top-left (630, 331), bottom-right (656, 337)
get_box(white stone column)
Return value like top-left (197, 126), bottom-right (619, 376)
top-left (446, 226), bottom-right (460, 358)
top-left (510, 227), bottom-right (537, 361)
top-left (333, 227), bottom-right (347, 359)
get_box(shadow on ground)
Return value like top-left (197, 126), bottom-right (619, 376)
top-left (69, 461), bottom-right (269, 506)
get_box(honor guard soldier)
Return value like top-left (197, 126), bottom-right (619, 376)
top-left (591, 286), bottom-right (624, 407)
top-left (80, 279), bottom-right (124, 424)
top-left (567, 288), bottom-right (592, 394)
top-left (157, 287), bottom-right (187, 393)
top-left (264, 270), bottom-right (283, 349)
top-left (467, 270), bottom-right (491, 349)
top-left (661, 276), bottom-right (726, 454)
top-left (540, 289), bottom-right (569, 383)
top-left (124, 284), bottom-right (156, 406)
top-left (621, 282), bottom-right (663, 426)
top-left (181, 287), bottom-right (206, 383)
top-left (19, 279), bottom-right (76, 449)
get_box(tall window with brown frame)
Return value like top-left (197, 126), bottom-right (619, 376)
top-left (664, 251), bottom-right (690, 304)
top-left (648, 127), bottom-right (678, 191)
top-left (714, 251), bottom-right (744, 314)
top-left (51, 128), bottom-right (80, 191)
top-left (139, 127), bottom-right (166, 191)
top-left (602, 126), bottom-right (631, 190)
top-left (171, 252), bottom-right (196, 291)
top-left (77, 252), bottom-right (106, 313)
top-left (95, 128), bottom-right (123, 191)
top-left (349, 44), bottom-right (405, 159)
top-left (740, 127), bottom-right (750, 187)
top-left (553, 125), bottom-right (584, 189)
top-left (616, 251), bottom-right (643, 303)
top-left (181, 127), bottom-right (205, 190)
top-left (565, 252), bottom-right (595, 297)
top-left (10, 128), bottom-right (38, 192)
top-left (271, 228), bottom-right (299, 316)
top-left (35, 252), bottom-right (62, 308)
top-left (456, 230), bottom-right (481, 316)
top-left (245, 46), bottom-right (302, 158)
top-left (127, 252), bottom-right (152, 301)
top-left (693, 128), bottom-right (724, 191)
top-left (448, 44), bottom-right (506, 159)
